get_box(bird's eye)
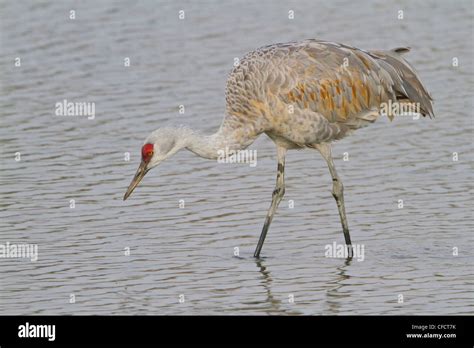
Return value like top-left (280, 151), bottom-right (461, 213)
top-left (141, 143), bottom-right (154, 162)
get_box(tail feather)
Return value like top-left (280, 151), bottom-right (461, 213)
top-left (371, 48), bottom-right (434, 118)
top-left (391, 47), bottom-right (411, 55)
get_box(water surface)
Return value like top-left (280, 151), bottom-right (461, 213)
top-left (0, 0), bottom-right (473, 315)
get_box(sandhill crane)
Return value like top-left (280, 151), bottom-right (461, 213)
top-left (124, 39), bottom-right (434, 258)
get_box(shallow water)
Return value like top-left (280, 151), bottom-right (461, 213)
top-left (0, 0), bottom-right (473, 315)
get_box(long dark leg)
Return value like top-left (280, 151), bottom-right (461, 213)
top-left (254, 146), bottom-right (286, 258)
top-left (316, 144), bottom-right (353, 257)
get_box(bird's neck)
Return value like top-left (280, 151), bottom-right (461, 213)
top-left (183, 118), bottom-right (260, 160)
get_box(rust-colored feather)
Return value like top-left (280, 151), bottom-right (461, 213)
top-left (224, 39), bottom-right (434, 146)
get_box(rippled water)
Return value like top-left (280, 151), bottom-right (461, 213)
top-left (1, 0), bottom-right (473, 315)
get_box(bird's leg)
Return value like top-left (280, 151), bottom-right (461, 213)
top-left (254, 146), bottom-right (287, 258)
top-left (316, 144), bottom-right (353, 258)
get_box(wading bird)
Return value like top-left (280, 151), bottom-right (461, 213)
top-left (124, 39), bottom-right (433, 258)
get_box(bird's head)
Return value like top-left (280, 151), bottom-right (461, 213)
top-left (123, 127), bottom-right (186, 200)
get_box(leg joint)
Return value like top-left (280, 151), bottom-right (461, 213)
top-left (332, 178), bottom-right (343, 199)
top-left (272, 187), bottom-right (285, 197)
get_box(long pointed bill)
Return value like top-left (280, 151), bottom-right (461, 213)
top-left (123, 161), bottom-right (149, 200)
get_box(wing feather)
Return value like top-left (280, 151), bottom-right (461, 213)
top-left (273, 41), bottom-right (392, 127)
top-left (224, 39), bottom-right (434, 141)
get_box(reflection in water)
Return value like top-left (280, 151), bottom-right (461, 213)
top-left (255, 258), bottom-right (282, 314)
top-left (325, 258), bottom-right (353, 315)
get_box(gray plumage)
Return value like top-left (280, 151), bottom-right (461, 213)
top-left (223, 39), bottom-right (433, 150)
